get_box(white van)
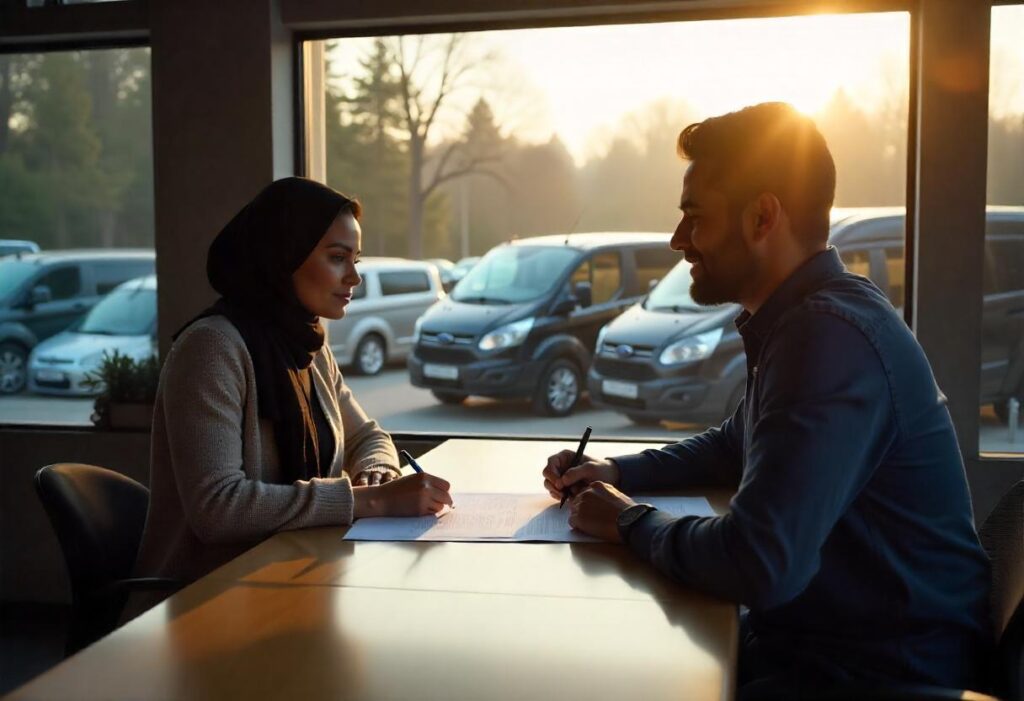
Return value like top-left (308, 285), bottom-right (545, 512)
top-left (327, 258), bottom-right (444, 375)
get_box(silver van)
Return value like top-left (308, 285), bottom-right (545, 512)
top-left (326, 258), bottom-right (444, 376)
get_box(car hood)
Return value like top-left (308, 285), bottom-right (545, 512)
top-left (31, 331), bottom-right (153, 364)
top-left (601, 302), bottom-right (737, 347)
top-left (420, 299), bottom-right (537, 335)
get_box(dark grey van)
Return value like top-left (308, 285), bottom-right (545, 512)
top-left (0, 249), bottom-right (155, 394)
top-left (408, 232), bottom-right (677, 416)
top-left (589, 207), bottom-right (1024, 425)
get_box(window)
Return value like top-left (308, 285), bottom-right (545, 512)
top-left (635, 247), bottom-right (678, 293)
top-left (37, 266), bottom-right (81, 300)
top-left (308, 12), bottom-right (910, 438)
top-left (379, 270), bottom-right (430, 296)
top-left (883, 248), bottom-right (906, 307)
top-left (94, 262), bottom-right (153, 295)
top-left (981, 4), bottom-right (1024, 453)
top-left (840, 249), bottom-right (871, 279)
top-left (0, 46), bottom-right (154, 422)
top-left (591, 252), bottom-right (622, 305)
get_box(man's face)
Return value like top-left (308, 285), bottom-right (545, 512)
top-left (670, 162), bottom-right (757, 306)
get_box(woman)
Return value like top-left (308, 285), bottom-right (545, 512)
top-left (134, 177), bottom-right (452, 585)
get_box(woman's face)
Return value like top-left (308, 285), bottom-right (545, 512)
top-left (292, 211), bottom-right (362, 319)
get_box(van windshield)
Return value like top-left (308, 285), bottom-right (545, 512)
top-left (0, 259), bottom-right (40, 302)
top-left (644, 260), bottom-right (702, 312)
top-left (78, 284), bottom-right (156, 336)
top-left (451, 246), bottom-right (578, 304)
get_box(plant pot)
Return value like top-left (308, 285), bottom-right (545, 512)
top-left (107, 402), bottom-right (154, 430)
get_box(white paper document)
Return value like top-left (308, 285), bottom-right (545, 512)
top-left (343, 493), bottom-right (716, 543)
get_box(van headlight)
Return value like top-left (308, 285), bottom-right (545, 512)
top-left (659, 328), bottom-right (723, 365)
top-left (478, 317), bottom-right (534, 351)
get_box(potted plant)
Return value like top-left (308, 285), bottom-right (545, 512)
top-left (85, 351), bottom-right (161, 430)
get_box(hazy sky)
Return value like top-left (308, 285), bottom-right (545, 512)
top-left (326, 8), bottom-right (1023, 165)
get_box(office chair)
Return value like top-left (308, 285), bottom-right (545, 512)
top-left (34, 463), bottom-right (181, 655)
top-left (746, 480), bottom-right (1024, 701)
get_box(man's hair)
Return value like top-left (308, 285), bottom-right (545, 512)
top-left (677, 102), bottom-right (836, 245)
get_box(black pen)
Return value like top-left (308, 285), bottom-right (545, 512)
top-left (399, 449), bottom-right (424, 474)
top-left (560, 426), bottom-right (592, 509)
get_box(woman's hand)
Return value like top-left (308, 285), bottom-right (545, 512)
top-left (353, 468), bottom-right (399, 487)
top-left (542, 449), bottom-right (620, 501)
top-left (352, 472), bottom-right (452, 519)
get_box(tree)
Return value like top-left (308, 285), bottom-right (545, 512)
top-left (389, 34), bottom-right (501, 258)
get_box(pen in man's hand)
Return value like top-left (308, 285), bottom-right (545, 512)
top-left (399, 449), bottom-right (424, 474)
top-left (560, 426), bottom-right (592, 509)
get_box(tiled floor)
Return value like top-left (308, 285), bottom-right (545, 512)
top-left (0, 603), bottom-right (69, 696)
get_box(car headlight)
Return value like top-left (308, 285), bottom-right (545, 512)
top-left (81, 350), bottom-right (108, 370)
top-left (658, 328), bottom-right (723, 365)
top-left (478, 317), bottom-right (534, 351)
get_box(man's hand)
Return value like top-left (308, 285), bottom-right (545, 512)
top-left (568, 481), bottom-right (636, 543)
top-left (542, 449), bottom-right (620, 501)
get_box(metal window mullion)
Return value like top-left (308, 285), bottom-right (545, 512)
top-left (912, 0), bottom-right (990, 459)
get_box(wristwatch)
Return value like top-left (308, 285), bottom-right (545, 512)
top-left (616, 503), bottom-right (657, 544)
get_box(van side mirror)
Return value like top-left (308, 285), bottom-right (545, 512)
top-left (28, 285), bottom-right (52, 307)
top-left (551, 296), bottom-right (577, 316)
top-left (573, 281), bottom-right (592, 309)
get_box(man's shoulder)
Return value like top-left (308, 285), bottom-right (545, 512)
top-left (788, 273), bottom-right (900, 343)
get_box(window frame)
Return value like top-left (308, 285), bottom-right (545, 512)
top-left (0, 0), bottom-right (1019, 477)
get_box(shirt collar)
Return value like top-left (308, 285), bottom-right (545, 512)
top-left (735, 246), bottom-right (845, 344)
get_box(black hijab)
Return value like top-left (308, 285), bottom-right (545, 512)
top-left (177, 177), bottom-right (359, 484)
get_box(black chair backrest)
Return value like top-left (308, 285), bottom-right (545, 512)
top-left (34, 463), bottom-right (150, 604)
top-left (979, 479), bottom-right (1024, 701)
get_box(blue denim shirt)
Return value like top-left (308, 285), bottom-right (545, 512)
top-left (614, 247), bottom-right (991, 687)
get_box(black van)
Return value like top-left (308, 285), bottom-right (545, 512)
top-left (407, 232), bottom-right (677, 416)
top-left (589, 207), bottom-right (1024, 426)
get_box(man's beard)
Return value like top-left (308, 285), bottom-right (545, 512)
top-left (689, 229), bottom-right (755, 306)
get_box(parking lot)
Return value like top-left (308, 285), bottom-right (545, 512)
top-left (1, 365), bottom-right (1020, 454)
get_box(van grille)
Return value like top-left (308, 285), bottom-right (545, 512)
top-left (416, 346), bottom-right (477, 364)
top-left (599, 342), bottom-right (655, 359)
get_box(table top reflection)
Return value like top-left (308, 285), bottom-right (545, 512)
top-left (7, 439), bottom-right (737, 701)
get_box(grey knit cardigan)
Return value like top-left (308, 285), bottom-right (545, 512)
top-left (133, 315), bottom-right (399, 584)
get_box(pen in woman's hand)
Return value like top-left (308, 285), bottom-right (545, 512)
top-left (399, 449), bottom-right (424, 474)
top-left (560, 426), bottom-right (592, 509)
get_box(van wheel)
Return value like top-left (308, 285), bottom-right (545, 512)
top-left (626, 413), bottom-right (661, 427)
top-left (533, 359), bottom-right (581, 417)
top-left (0, 342), bottom-right (28, 395)
top-left (354, 334), bottom-right (385, 376)
top-left (431, 390), bottom-right (467, 405)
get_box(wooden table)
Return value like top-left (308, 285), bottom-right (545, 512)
top-left (8, 439), bottom-right (737, 701)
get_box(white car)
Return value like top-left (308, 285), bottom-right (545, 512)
top-left (326, 258), bottom-right (444, 376)
top-left (28, 275), bottom-right (157, 396)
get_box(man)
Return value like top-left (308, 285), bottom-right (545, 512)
top-left (543, 103), bottom-right (991, 694)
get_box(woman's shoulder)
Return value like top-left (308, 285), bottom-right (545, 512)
top-left (174, 314), bottom-right (244, 347)
top-left (167, 315), bottom-right (249, 370)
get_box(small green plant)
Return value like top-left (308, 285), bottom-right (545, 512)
top-left (85, 351), bottom-right (160, 426)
